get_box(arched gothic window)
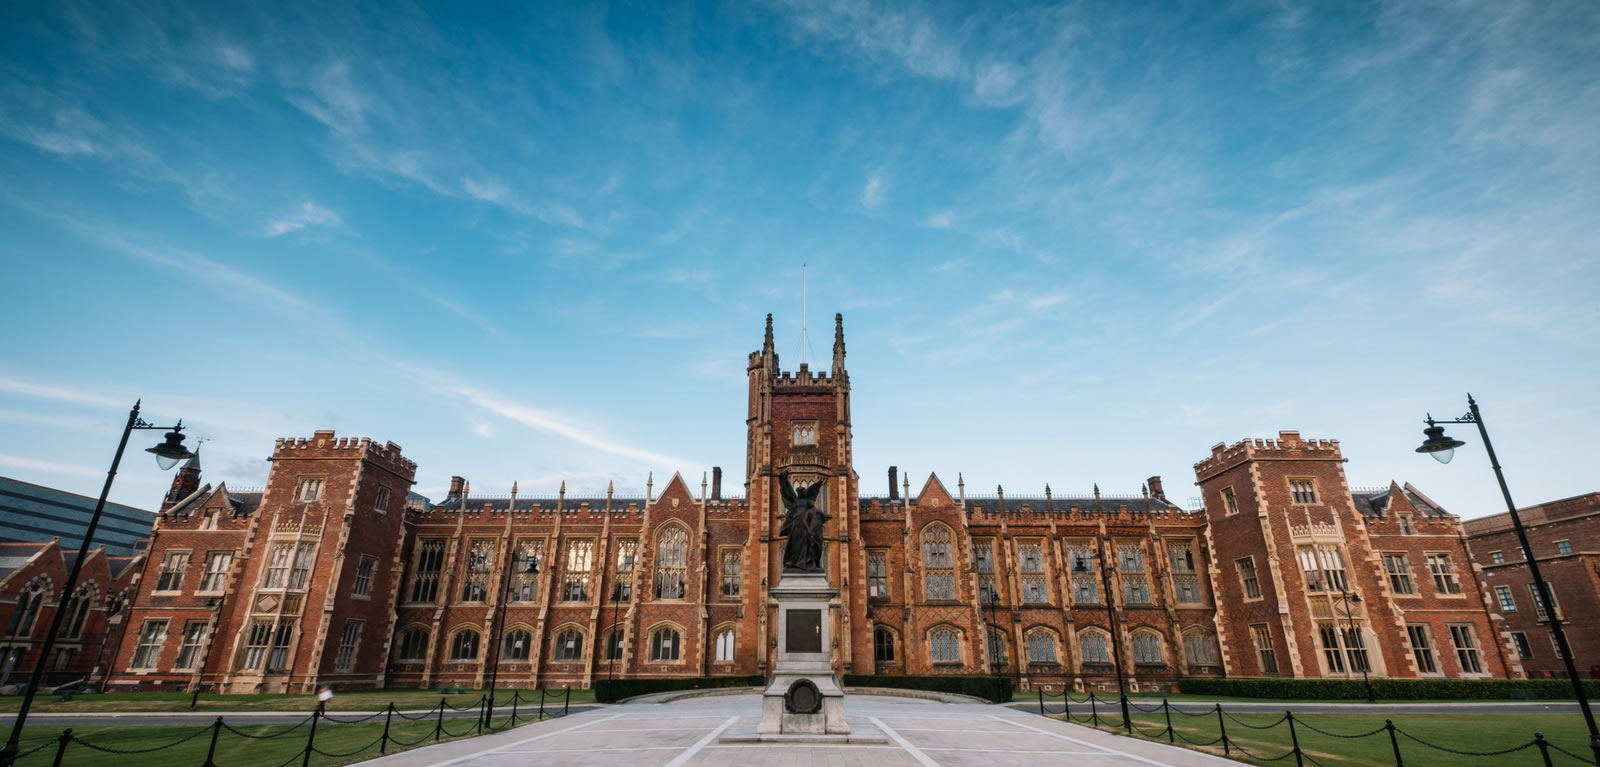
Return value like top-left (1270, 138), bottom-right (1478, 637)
top-left (502, 629), bottom-right (532, 661)
top-left (57, 585), bottom-right (94, 640)
top-left (1132, 631), bottom-right (1164, 664)
top-left (1184, 631), bottom-right (1219, 666)
top-left (714, 628), bottom-right (735, 661)
top-left (874, 627), bottom-right (896, 663)
top-left (1026, 629), bottom-right (1058, 664)
top-left (922, 526), bottom-right (955, 600)
top-left (987, 630), bottom-right (1008, 666)
top-left (397, 628), bottom-right (429, 661)
top-left (1079, 630), bottom-right (1110, 664)
top-left (650, 626), bottom-right (681, 661)
top-left (449, 629), bottom-right (480, 661)
top-left (929, 627), bottom-right (960, 663)
top-left (5, 583), bottom-right (44, 638)
top-left (605, 629), bottom-right (624, 661)
top-left (554, 628), bottom-right (585, 661)
top-left (655, 526), bottom-right (689, 599)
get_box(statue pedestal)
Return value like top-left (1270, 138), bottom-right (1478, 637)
top-left (755, 572), bottom-right (850, 736)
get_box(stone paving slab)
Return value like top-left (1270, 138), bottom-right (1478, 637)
top-left (359, 692), bottom-right (1244, 767)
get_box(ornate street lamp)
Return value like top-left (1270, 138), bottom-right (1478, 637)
top-left (1074, 552), bottom-right (1132, 733)
top-left (1335, 588), bottom-right (1375, 703)
top-left (1415, 395), bottom-right (1599, 762)
top-left (483, 550), bottom-right (538, 728)
top-left (0, 401), bottom-right (193, 767)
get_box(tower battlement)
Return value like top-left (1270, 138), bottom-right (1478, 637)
top-left (273, 429), bottom-right (417, 478)
top-left (1194, 430), bottom-right (1342, 481)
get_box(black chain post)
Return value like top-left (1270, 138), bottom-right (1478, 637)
top-left (380, 703), bottom-right (393, 754)
top-left (1385, 719), bottom-right (1402, 767)
top-left (564, 686), bottom-right (570, 716)
top-left (1535, 733), bottom-right (1554, 767)
top-left (301, 709), bottom-right (320, 767)
top-left (435, 697), bottom-right (445, 742)
top-left (49, 729), bottom-right (70, 767)
top-left (1122, 693), bottom-right (1132, 736)
top-left (1286, 711), bottom-right (1303, 767)
top-left (477, 694), bottom-right (486, 735)
top-left (202, 717), bottom-right (222, 767)
top-left (1217, 704), bottom-right (1230, 757)
top-left (537, 686), bottom-right (546, 721)
top-left (511, 690), bottom-right (520, 725)
top-left (1064, 691), bottom-right (1070, 720)
top-left (1038, 689), bottom-right (1044, 716)
top-left (1163, 698), bottom-right (1174, 743)
top-left (1090, 692), bottom-right (1099, 727)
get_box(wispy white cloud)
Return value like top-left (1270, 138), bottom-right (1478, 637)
top-left (1172, 291), bottom-right (1239, 333)
top-left (0, 453), bottom-right (111, 479)
top-left (922, 210), bottom-right (954, 228)
top-left (414, 371), bottom-right (697, 470)
top-left (861, 169), bottom-right (887, 209)
top-left (265, 201), bottom-right (341, 236)
top-left (0, 376), bottom-right (127, 409)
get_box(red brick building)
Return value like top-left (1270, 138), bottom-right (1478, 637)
top-left (0, 540), bottom-right (141, 689)
top-left (1197, 437), bottom-right (1515, 682)
top-left (61, 313), bottom-right (1524, 694)
top-left (1464, 493), bottom-right (1600, 679)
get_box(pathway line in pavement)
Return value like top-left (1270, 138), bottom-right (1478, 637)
top-left (426, 712), bottom-right (622, 767)
top-left (662, 715), bottom-right (739, 767)
top-left (870, 715), bottom-right (943, 767)
top-left (987, 713), bottom-right (1230, 767)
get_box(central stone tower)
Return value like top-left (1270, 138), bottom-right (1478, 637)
top-left (746, 314), bottom-right (862, 736)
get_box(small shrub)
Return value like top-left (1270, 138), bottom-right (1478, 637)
top-left (843, 674), bottom-right (1013, 703)
top-left (593, 675), bottom-right (763, 704)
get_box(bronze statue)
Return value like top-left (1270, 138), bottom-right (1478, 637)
top-left (778, 473), bottom-right (828, 572)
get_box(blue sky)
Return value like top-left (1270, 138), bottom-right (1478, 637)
top-left (1, 1), bottom-right (1596, 517)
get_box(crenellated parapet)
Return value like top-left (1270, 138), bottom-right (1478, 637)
top-left (1194, 430), bottom-right (1342, 482)
top-left (272, 429), bottom-right (417, 479)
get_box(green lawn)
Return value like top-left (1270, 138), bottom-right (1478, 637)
top-left (10, 708), bottom-right (563, 766)
top-left (1051, 706), bottom-right (1597, 766)
top-left (1017, 689), bottom-right (1590, 704)
top-left (0, 686), bottom-right (593, 714)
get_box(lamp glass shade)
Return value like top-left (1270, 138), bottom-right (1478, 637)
top-left (146, 429), bottom-right (196, 470)
top-left (1415, 425), bottom-right (1466, 462)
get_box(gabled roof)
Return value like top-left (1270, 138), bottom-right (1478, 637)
top-left (1351, 481), bottom-right (1452, 519)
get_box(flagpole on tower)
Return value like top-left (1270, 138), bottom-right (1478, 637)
top-left (801, 263), bottom-right (808, 366)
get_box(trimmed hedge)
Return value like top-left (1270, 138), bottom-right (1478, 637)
top-left (843, 674), bottom-right (1013, 704)
top-left (594, 675), bottom-right (764, 703)
top-left (1178, 677), bottom-right (1600, 701)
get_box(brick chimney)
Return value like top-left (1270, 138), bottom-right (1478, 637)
top-left (888, 466), bottom-right (899, 500)
top-left (712, 467), bottom-right (722, 500)
top-left (449, 476), bottom-right (465, 497)
top-left (1146, 475), bottom-right (1164, 499)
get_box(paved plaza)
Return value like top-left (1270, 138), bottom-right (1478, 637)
top-left (363, 692), bottom-right (1238, 767)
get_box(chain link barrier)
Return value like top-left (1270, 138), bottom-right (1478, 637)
top-left (310, 732), bottom-right (388, 758)
top-left (220, 716), bottom-right (312, 739)
top-left (1393, 726), bottom-right (1540, 757)
top-left (23, 688), bottom-right (576, 765)
top-left (66, 724), bottom-right (212, 754)
top-left (1546, 740), bottom-right (1600, 766)
top-left (391, 702), bottom-right (443, 720)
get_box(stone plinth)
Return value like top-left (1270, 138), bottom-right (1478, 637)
top-left (755, 572), bottom-right (850, 736)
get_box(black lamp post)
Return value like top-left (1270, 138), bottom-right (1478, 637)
top-left (1335, 588), bottom-right (1375, 703)
top-left (0, 401), bottom-right (193, 767)
top-left (483, 550), bottom-right (538, 728)
top-left (1074, 552), bottom-right (1131, 732)
top-left (609, 548), bottom-right (633, 684)
top-left (1415, 395), bottom-right (1599, 761)
top-left (190, 595), bottom-right (226, 710)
